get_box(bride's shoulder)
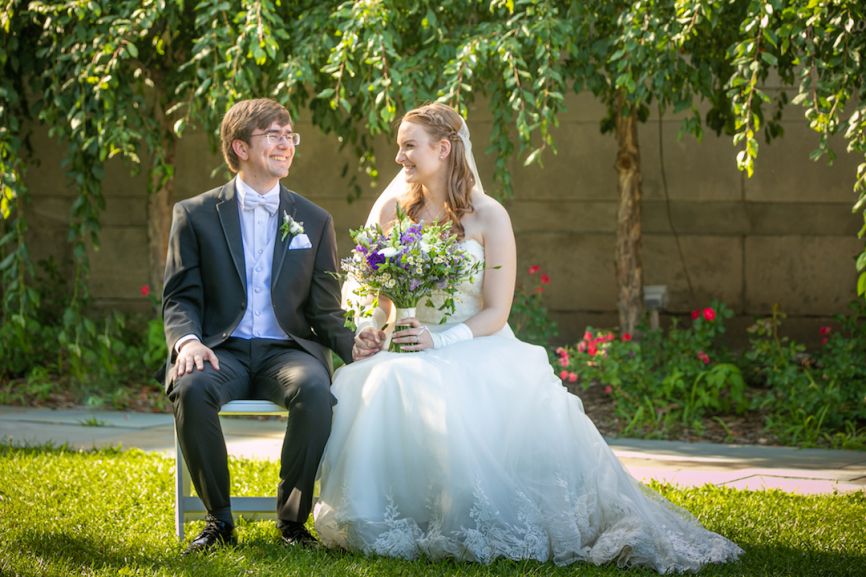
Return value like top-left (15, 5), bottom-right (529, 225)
top-left (367, 194), bottom-right (401, 227)
top-left (472, 194), bottom-right (512, 227)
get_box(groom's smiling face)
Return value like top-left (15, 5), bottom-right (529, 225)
top-left (233, 120), bottom-right (295, 190)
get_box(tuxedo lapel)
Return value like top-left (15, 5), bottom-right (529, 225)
top-left (216, 179), bottom-right (246, 290)
top-left (271, 185), bottom-right (296, 287)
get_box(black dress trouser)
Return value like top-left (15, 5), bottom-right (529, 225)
top-left (169, 337), bottom-right (334, 527)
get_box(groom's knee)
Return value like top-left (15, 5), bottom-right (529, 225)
top-left (169, 369), bottom-right (222, 412)
top-left (286, 367), bottom-right (333, 413)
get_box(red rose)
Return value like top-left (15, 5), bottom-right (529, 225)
top-left (691, 310), bottom-right (700, 320)
top-left (603, 385), bottom-right (613, 395)
top-left (140, 285), bottom-right (151, 297)
top-left (555, 346), bottom-right (567, 358)
top-left (577, 341), bottom-right (587, 353)
top-left (697, 351), bottom-right (710, 364)
top-left (702, 307), bottom-right (716, 322)
top-left (540, 274), bottom-right (550, 285)
top-left (621, 333), bottom-right (632, 342)
top-left (528, 265), bottom-right (541, 275)
top-left (587, 343), bottom-right (598, 357)
top-left (583, 331), bottom-right (593, 341)
top-left (821, 337), bottom-right (829, 346)
top-left (819, 326), bottom-right (831, 336)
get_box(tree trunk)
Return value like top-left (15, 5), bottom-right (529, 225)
top-left (147, 130), bottom-right (174, 303)
top-left (613, 99), bottom-right (643, 335)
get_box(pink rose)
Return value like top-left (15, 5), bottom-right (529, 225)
top-left (559, 370), bottom-right (569, 380)
top-left (697, 351), bottom-right (710, 365)
top-left (555, 347), bottom-right (567, 358)
top-left (603, 385), bottom-right (613, 395)
top-left (568, 372), bottom-right (577, 383)
top-left (583, 331), bottom-right (593, 341)
top-left (559, 356), bottom-right (570, 367)
top-left (140, 285), bottom-right (151, 297)
top-left (703, 307), bottom-right (716, 322)
top-left (540, 273), bottom-right (550, 285)
top-left (587, 343), bottom-right (598, 357)
top-left (577, 341), bottom-right (587, 353)
top-left (528, 265), bottom-right (541, 275)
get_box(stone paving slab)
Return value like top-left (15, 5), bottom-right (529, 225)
top-left (1, 406), bottom-right (864, 495)
top-left (0, 406), bottom-right (173, 429)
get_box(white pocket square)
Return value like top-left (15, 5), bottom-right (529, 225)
top-left (288, 233), bottom-right (312, 249)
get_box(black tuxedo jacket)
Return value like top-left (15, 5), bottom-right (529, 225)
top-left (160, 178), bottom-right (354, 391)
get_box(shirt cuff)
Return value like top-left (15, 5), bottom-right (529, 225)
top-left (175, 334), bottom-right (200, 354)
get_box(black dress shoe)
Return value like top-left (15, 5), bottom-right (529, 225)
top-left (183, 515), bottom-right (236, 555)
top-left (280, 521), bottom-right (319, 548)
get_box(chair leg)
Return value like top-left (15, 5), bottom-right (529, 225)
top-left (174, 401), bottom-right (289, 539)
top-left (174, 427), bottom-right (190, 541)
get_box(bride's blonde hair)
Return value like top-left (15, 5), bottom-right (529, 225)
top-left (400, 103), bottom-right (475, 238)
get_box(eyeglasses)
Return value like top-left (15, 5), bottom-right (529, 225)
top-left (250, 130), bottom-right (301, 146)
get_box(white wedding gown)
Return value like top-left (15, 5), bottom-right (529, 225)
top-left (314, 240), bottom-right (742, 572)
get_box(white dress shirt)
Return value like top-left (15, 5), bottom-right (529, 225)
top-left (175, 177), bottom-right (290, 353)
top-left (231, 177), bottom-right (290, 341)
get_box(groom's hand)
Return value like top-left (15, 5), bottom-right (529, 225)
top-left (175, 340), bottom-right (220, 377)
top-left (353, 327), bottom-right (384, 360)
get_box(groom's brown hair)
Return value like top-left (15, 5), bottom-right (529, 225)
top-left (220, 98), bottom-right (292, 172)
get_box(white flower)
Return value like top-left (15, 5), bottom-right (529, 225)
top-left (419, 241), bottom-right (432, 252)
top-left (386, 279), bottom-right (396, 288)
top-left (434, 256), bottom-right (444, 264)
top-left (281, 211), bottom-right (304, 240)
top-left (379, 247), bottom-right (399, 258)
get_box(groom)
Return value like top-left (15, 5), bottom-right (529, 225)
top-left (162, 98), bottom-right (382, 554)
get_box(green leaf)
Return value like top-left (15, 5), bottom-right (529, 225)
top-left (523, 148), bottom-right (542, 166)
top-left (760, 51), bottom-right (778, 66)
top-left (173, 118), bottom-right (186, 136)
top-left (857, 251), bottom-right (866, 272)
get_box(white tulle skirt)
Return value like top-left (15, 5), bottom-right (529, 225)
top-left (313, 327), bottom-right (742, 572)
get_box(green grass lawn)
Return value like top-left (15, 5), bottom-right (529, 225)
top-left (0, 444), bottom-right (863, 577)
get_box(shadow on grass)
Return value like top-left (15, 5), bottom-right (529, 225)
top-left (11, 525), bottom-right (866, 577)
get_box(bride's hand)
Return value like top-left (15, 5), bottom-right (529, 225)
top-left (391, 317), bottom-right (432, 352)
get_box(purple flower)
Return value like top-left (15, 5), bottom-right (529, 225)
top-left (366, 252), bottom-right (386, 271)
top-left (409, 279), bottom-right (422, 291)
top-left (355, 244), bottom-right (368, 255)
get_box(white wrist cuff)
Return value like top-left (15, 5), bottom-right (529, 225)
top-left (355, 307), bottom-right (387, 335)
top-left (430, 323), bottom-right (473, 349)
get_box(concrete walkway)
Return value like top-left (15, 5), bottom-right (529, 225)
top-left (1, 405), bottom-right (864, 495)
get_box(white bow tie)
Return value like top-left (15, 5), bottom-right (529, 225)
top-left (242, 192), bottom-right (279, 215)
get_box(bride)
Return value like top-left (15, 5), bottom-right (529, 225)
top-left (313, 103), bottom-right (743, 572)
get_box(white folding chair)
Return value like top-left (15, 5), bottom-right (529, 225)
top-left (174, 400), bottom-right (287, 540)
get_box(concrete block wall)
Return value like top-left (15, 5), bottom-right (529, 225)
top-left (18, 92), bottom-right (863, 347)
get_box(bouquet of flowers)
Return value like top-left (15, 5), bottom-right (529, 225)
top-left (342, 210), bottom-right (482, 346)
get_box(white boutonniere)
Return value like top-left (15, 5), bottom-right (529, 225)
top-left (281, 210), bottom-right (304, 241)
